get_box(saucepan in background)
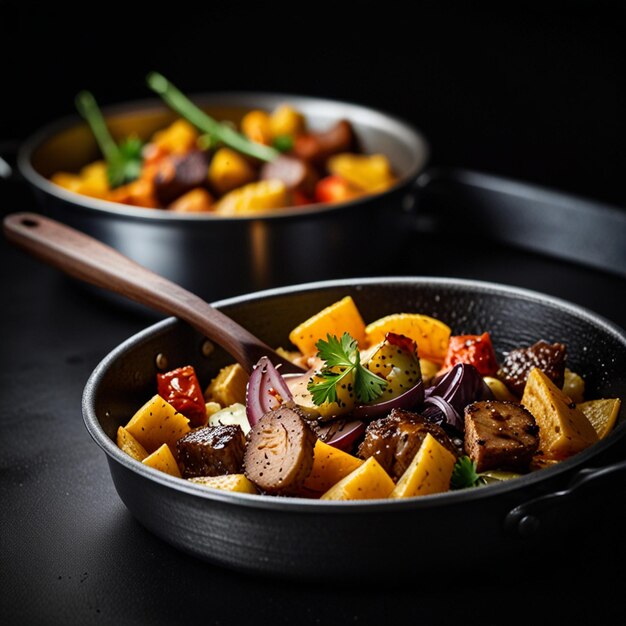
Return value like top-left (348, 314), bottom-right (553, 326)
top-left (17, 93), bottom-right (428, 300)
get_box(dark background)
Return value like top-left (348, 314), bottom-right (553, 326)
top-left (2, 4), bottom-right (626, 624)
top-left (2, 1), bottom-right (625, 207)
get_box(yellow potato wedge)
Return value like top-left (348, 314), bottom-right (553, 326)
top-left (142, 443), bottom-right (182, 477)
top-left (208, 147), bottom-right (256, 195)
top-left (51, 172), bottom-right (83, 193)
top-left (289, 296), bottom-right (366, 356)
top-left (364, 313), bottom-right (451, 363)
top-left (579, 398), bottom-right (621, 439)
top-left (116, 426), bottom-right (149, 461)
top-left (188, 474), bottom-right (257, 494)
top-left (214, 179), bottom-right (289, 215)
top-left (390, 433), bottom-right (456, 498)
top-left (168, 188), bottom-right (214, 213)
top-left (320, 456), bottom-right (394, 500)
top-left (78, 161), bottom-right (110, 198)
top-left (327, 153), bottom-right (396, 193)
top-left (205, 364), bottom-right (248, 407)
top-left (303, 439), bottom-right (364, 493)
top-left (269, 104), bottom-right (306, 138)
top-left (152, 119), bottom-right (199, 154)
top-left (124, 394), bottom-right (191, 454)
top-left (563, 368), bottom-right (585, 404)
top-left (241, 110), bottom-right (272, 145)
top-left (521, 368), bottom-right (597, 459)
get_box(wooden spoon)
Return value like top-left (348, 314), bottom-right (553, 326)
top-left (3, 212), bottom-right (304, 375)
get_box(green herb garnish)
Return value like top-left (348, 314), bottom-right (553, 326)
top-left (307, 333), bottom-right (387, 406)
top-left (75, 91), bottom-right (143, 188)
top-left (146, 72), bottom-right (279, 163)
top-left (450, 456), bottom-right (522, 489)
top-left (273, 134), bottom-right (294, 153)
top-left (450, 456), bottom-right (482, 489)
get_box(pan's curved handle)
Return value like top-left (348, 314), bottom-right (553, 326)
top-left (411, 167), bottom-right (626, 279)
top-left (505, 459), bottom-right (626, 537)
top-left (0, 140), bottom-right (23, 183)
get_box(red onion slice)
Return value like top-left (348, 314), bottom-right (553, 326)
top-left (316, 419), bottom-right (366, 451)
top-left (421, 363), bottom-right (493, 431)
top-left (245, 357), bottom-right (294, 426)
top-left (422, 395), bottom-right (464, 431)
top-left (351, 379), bottom-right (425, 419)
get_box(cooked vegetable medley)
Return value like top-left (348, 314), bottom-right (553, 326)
top-left (116, 296), bottom-right (621, 499)
top-left (51, 74), bottom-right (397, 213)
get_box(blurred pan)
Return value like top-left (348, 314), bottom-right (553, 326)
top-left (17, 93), bottom-right (428, 301)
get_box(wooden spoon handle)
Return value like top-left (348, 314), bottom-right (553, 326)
top-left (3, 212), bottom-right (303, 374)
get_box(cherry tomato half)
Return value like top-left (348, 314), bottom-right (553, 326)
top-left (157, 365), bottom-right (206, 427)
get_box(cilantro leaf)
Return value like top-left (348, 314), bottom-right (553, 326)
top-left (307, 332), bottom-right (387, 405)
top-left (450, 456), bottom-right (481, 489)
top-left (356, 365), bottom-right (389, 403)
top-left (316, 333), bottom-right (358, 369)
top-left (107, 137), bottom-right (144, 188)
top-left (308, 371), bottom-right (342, 406)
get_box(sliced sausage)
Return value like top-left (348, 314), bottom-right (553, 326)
top-left (153, 150), bottom-right (208, 206)
top-left (259, 154), bottom-right (319, 196)
top-left (292, 120), bottom-right (357, 164)
top-left (177, 424), bottom-right (246, 478)
top-left (243, 405), bottom-right (316, 495)
top-left (497, 340), bottom-right (567, 396)
top-left (464, 400), bottom-right (539, 472)
top-left (357, 408), bottom-right (458, 481)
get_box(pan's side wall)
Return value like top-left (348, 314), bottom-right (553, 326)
top-left (35, 187), bottom-right (414, 303)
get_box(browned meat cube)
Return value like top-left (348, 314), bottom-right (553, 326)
top-left (177, 424), bottom-right (246, 478)
top-left (497, 340), bottom-right (566, 396)
top-left (464, 401), bottom-right (539, 472)
top-left (357, 409), bottom-right (458, 481)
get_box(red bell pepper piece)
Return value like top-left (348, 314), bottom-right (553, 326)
top-left (314, 175), bottom-right (357, 204)
top-left (157, 365), bottom-right (206, 426)
top-left (441, 332), bottom-right (499, 377)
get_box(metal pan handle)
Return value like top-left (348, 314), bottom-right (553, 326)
top-left (413, 167), bottom-right (626, 279)
top-left (0, 140), bottom-right (23, 183)
top-left (505, 460), bottom-right (626, 537)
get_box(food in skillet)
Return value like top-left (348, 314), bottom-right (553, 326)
top-left (116, 296), bottom-right (621, 498)
top-left (50, 73), bottom-right (397, 213)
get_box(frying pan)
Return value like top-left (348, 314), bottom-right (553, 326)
top-left (16, 92), bottom-right (428, 301)
top-left (80, 278), bottom-right (626, 579)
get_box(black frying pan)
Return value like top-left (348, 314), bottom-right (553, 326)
top-left (80, 277), bottom-right (626, 580)
top-left (16, 93), bottom-right (428, 301)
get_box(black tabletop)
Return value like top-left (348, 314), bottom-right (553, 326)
top-left (2, 177), bottom-right (626, 625)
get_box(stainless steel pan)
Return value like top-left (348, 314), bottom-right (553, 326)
top-left (18, 94), bottom-right (428, 301)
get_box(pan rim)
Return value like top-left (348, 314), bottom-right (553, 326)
top-left (18, 90), bottom-right (429, 222)
top-left (82, 276), bottom-right (626, 513)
